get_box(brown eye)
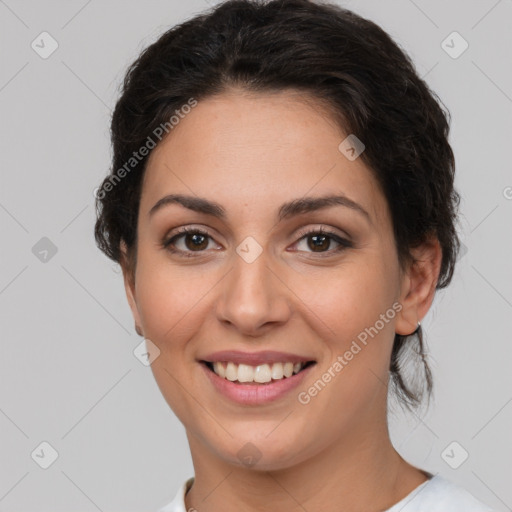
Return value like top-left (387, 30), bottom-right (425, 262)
top-left (163, 227), bottom-right (218, 257)
top-left (307, 233), bottom-right (332, 252)
top-left (183, 232), bottom-right (209, 251)
top-left (293, 227), bottom-right (353, 256)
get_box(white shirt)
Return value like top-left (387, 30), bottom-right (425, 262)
top-left (156, 474), bottom-right (496, 511)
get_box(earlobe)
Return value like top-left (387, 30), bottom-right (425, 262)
top-left (395, 236), bottom-right (442, 336)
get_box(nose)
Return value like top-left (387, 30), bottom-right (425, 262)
top-left (215, 244), bottom-right (292, 336)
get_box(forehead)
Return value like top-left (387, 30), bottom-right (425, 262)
top-left (141, 90), bottom-right (386, 224)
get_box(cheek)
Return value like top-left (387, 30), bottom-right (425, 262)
top-left (133, 259), bottom-right (212, 418)
top-left (293, 267), bottom-right (398, 431)
top-left (133, 238), bottom-right (216, 326)
top-left (301, 259), bottom-right (397, 337)
top-left (294, 251), bottom-right (399, 396)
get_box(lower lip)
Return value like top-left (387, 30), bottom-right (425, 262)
top-left (200, 362), bottom-right (315, 405)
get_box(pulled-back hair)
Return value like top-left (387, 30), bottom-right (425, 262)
top-left (94, 0), bottom-right (460, 409)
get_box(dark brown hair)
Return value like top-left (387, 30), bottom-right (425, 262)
top-left (94, 0), bottom-right (460, 409)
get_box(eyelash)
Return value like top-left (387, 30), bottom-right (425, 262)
top-left (162, 226), bottom-right (353, 259)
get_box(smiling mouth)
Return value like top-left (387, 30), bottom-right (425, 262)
top-left (201, 360), bottom-right (316, 385)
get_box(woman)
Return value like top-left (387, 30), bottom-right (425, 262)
top-left (94, 0), bottom-right (495, 510)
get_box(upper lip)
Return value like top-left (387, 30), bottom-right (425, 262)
top-left (200, 350), bottom-right (316, 366)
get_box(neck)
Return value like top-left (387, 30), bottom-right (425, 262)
top-left (184, 414), bottom-right (428, 512)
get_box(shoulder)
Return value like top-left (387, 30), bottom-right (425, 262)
top-left (156, 477), bottom-right (194, 512)
top-left (386, 475), bottom-right (496, 512)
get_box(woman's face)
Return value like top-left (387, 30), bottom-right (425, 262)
top-left (123, 90), bottom-right (421, 470)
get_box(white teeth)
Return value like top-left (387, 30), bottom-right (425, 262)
top-left (225, 362), bottom-right (238, 381)
top-left (283, 362), bottom-right (294, 378)
top-left (254, 363), bottom-right (272, 383)
top-left (271, 362), bottom-right (284, 380)
top-left (237, 364), bottom-right (254, 383)
top-left (210, 361), bottom-right (308, 383)
top-left (213, 362), bottom-right (226, 378)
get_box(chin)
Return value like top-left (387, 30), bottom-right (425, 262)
top-left (213, 431), bottom-right (312, 472)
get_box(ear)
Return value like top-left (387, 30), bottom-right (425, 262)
top-left (395, 236), bottom-right (442, 336)
top-left (120, 241), bottom-right (143, 336)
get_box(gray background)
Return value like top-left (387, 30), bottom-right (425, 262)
top-left (0, 0), bottom-right (511, 510)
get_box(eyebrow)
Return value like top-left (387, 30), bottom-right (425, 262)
top-left (148, 193), bottom-right (371, 223)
